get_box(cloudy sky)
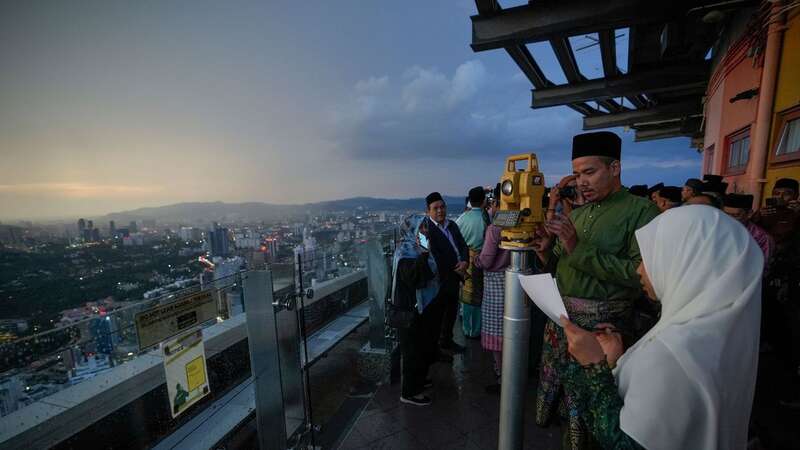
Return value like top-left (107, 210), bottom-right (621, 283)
top-left (0, 1), bottom-right (701, 220)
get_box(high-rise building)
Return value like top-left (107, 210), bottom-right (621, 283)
top-left (266, 238), bottom-right (278, 262)
top-left (128, 221), bottom-right (138, 233)
top-left (91, 228), bottom-right (100, 242)
top-left (294, 229), bottom-right (317, 273)
top-left (89, 316), bottom-right (119, 355)
top-left (87, 220), bottom-right (94, 230)
top-left (122, 233), bottom-right (144, 246)
top-left (109, 221), bottom-right (116, 237)
top-left (0, 375), bottom-right (24, 417)
top-left (209, 226), bottom-right (230, 257)
top-left (179, 226), bottom-right (199, 241)
top-left (293, 223), bottom-right (304, 237)
top-left (179, 227), bottom-right (190, 241)
top-left (77, 219), bottom-right (86, 235)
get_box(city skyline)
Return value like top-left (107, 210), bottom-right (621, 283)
top-left (1, 1), bottom-right (701, 221)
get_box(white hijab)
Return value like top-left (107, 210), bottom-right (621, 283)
top-left (614, 205), bottom-right (762, 450)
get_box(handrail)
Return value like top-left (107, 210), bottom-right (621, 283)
top-left (0, 269), bottom-right (245, 350)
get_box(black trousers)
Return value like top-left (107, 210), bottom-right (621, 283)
top-left (438, 281), bottom-right (460, 344)
top-left (399, 296), bottom-right (446, 397)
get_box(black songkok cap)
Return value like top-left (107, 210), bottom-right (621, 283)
top-left (647, 183), bottom-right (665, 196)
top-left (703, 174), bottom-right (723, 184)
top-left (426, 192), bottom-right (444, 207)
top-left (629, 185), bottom-right (649, 197)
top-left (702, 181), bottom-right (728, 195)
top-left (659, 186), bottom-right (683, 203)
top-left (775, 178), bottom-right (799, 191)
top-left (468, 186), bottom-right (486, 205)
top-left (685, 178), bottom-right (703, 191)
top-left (572, 131), bottom-right (621, 160)
top-left (494, 183), bottom-right (501, 200)
top-left (724, 193), bottom-right (754, 210)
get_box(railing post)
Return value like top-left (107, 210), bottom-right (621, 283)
top-left (498, 250), bottom-right (533, 450)
top-left (364, 239), bottom-right (388, 350)
top-left (242, 270), bottom-right (286, 450)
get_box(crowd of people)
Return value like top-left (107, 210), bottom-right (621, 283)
top-left (388, 130), bottom-right (799, 449)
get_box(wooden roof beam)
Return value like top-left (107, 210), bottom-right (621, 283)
top-left (531, 63), bottom-right (710, 108)
top-left (471, 0), bottom-right (703, 52)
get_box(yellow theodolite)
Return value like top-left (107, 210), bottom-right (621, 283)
top-left (494, 153), bottom-right (546, 250)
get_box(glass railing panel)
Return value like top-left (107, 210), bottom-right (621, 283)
top-left (0, 226), bottom-right (397, 448)
top-left (288, 230), bottom-right (396, 448)
top-left (0, 272), bottom-right (241, 419)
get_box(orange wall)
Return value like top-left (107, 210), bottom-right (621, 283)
top-left (764, 11), bottom-right (800, 201)
top-left (703, 77), bottom-right (724, 157)
top-left (702, 42), bottom-right (762, 193)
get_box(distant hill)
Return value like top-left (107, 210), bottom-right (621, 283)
top-left (102, 196), bottom-right (464, 223)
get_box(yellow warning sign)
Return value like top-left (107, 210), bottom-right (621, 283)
top-left (185, 356), bottom-right (206, 392)
top-left (163, 328), bottom-right (210, 418)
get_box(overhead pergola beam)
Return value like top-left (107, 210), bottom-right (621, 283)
top-left (472, 1), bottom-right (604, 117)
top-left (634, 117), bottom-right (703, 142)
top-left (505, 44), bottom-right (549, 88)
top-left (634, 126), bottom-right (690, 142)
top-left (550, 37), bottom-right (582, 83)
top-left (598, 29), bottom-right (618, 77)
top-left (531, 63), bottom-right (710, 108)
top-left (471, 0), bottom-right (702, 52)
top-left (474, 0), bottom-right (500, 16)
top-left (583, 100), bottom-right (702, 130)
top-left (627, 24), bottom-right (666, 72)
top-left (597, 30), bottom-right (648, 109)
top-left (505, 45), bottom-right (603, 116)
top-left (568, 102), bottom-right (604, 117)
top-left (549, 37), bottom-right (624, 113)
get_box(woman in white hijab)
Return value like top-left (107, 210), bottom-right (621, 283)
top-left (561, 205), bottom-right (762, 449)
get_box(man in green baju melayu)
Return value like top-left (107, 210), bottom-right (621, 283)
top-left (532, 131), bottom-right (660, 450)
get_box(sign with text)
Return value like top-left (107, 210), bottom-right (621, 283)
top-left (163, 328), bottom-right (210, 418)
top-left (135, 290), bottom-right (217, 350)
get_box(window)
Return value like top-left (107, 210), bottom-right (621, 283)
top-left (725, 128), bottom-right (750, 174)
top-left (773, 109), bottom-right (800, 163)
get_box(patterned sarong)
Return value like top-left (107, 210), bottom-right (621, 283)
top-left (481, 270), bottom-right (504, 351)
top-left (461, 248), bottom-right (483, 337)
top-left (535, 296), bottom-right (633, 450)
top-left (460, 248), bottom-right (483, 306)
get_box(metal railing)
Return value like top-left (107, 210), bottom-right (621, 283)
top-left (0, 229), bottom-right (399, 449)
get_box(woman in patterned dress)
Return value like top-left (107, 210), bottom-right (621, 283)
top-left (473, 194), bottom-right (510, 392)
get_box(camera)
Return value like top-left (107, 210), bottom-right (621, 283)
top-left (560, 185), bottom-right (577, 200)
